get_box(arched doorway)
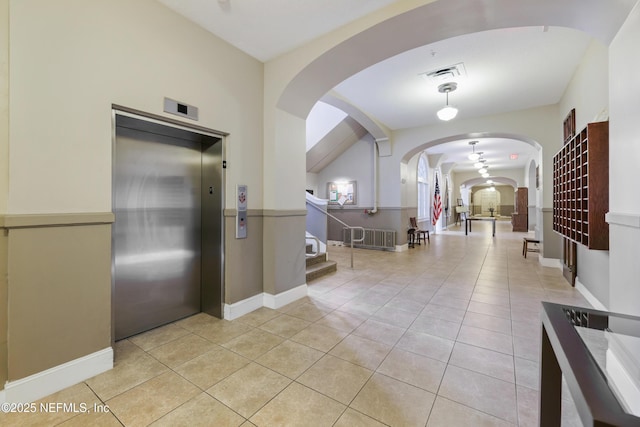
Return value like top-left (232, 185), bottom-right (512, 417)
top-left (269, 0), bottom-right (631, 264)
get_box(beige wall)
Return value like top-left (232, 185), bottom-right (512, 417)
top-left (3, 0), bottom-right (266, 388)
top-left (224, 211), bottom-right (263, 304)
top-left (5, 218), bottom-right (112, 380)
top-left (263, 212), bottom-right (307, 295)
top-left (557, 38), bottom-right (611, 305)
top-left (263, 109), bottom-right (307, 211)
top-left (559, 40), bottom-right (609, 132)
top-left (608, 1), bottom-right (640, 316)
top-left (0, 0), bottom-right (7, 214)
top-left (0, 229), bottom-right (7, 388)
top-left (497, 186), bottom-right (516, 206)
top-left (1, 0), bottom-right (9, 390)
top-left (470, 186), bottom-right (515, 215)
top-left (260, 109), bottom-right (309, 301)
top-left (9, 0), bottom-right (263, 214)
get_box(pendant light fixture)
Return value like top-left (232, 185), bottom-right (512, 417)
top-left (468, 141), bottom-right (480, 161)
top-left (437, 82), bottom-right (458, 121)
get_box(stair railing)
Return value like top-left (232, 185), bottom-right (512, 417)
top-left (306, 201), bottom-right (364, 268)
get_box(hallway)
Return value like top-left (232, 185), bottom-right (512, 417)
top-left (0, 221), bottom-right (586, 426)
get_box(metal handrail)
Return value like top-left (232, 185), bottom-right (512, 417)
top-left (306, 200), bottom-right (364, 268)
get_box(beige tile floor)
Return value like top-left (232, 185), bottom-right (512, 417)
top-left (0, 220), bottom-right (589, 426)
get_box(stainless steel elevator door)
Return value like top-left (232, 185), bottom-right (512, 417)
top-left (114, 122), bottom-right (204, 340)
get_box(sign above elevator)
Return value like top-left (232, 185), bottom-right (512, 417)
top-left (164, 97), bottom-right (199, 121)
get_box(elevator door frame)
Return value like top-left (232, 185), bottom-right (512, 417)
top-left (111, 105), bottom-right (227, 342)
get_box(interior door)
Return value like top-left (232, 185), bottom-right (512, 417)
top-left (563, 237), bottom-right (577, 286)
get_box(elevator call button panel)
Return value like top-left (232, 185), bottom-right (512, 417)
top-left (237, 185), bottom-right (247, 239)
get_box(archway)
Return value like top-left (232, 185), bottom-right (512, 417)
top-left (402, 133), bottom-right (539, 222)
top-left (460, 177), bottom-right (518, 189)
top-left (263, 0), bottom-right (633, 272)
top-left (401, 133), bottom-right (541, 165)
top-left (461, 177), bottom-right (517, 217)
top-left (276, 0), bottom-right (629, 119)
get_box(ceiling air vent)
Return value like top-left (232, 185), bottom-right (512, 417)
top-left (419, 63), bottom-right (467, 84)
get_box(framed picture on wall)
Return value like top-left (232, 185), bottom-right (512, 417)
top-left (327, 181), bottom-right (357, 206)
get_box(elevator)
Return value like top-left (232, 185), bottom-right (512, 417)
top-left (112, 110), bottom-right (224, 340)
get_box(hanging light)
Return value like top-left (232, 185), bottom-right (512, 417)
top-left (468, 141), bottom-right (480, 161)
top-left (437, 82), bottom-right (458, 121)
top-left (481, 172), bottom-right (490, 178)
top-left (474, 159), bottom-right (486, 169)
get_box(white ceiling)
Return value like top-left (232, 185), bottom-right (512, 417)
top-left (157, 0), bottom-right (399, 62)
top-left (333, 26), bottom-right (591, 130)
top-left (154, 0), bottom-right (618, 175)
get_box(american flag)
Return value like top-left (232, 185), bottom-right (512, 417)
top-left (433, 174), bottom-right (442, 226)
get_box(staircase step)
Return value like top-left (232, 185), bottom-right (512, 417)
top-left (306, 252), bottom-right (327, 267)
top-left (306, 260), bottom-right (337, 282)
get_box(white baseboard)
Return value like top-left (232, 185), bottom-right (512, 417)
top-left (538, 256), bottom-right (562, 269)
top-left (223, 293), bottom-right (264, 321)
top-left (396, 244), bottom-right (409, 252)
top-left (224, 284), bottom-right (309, 321)
top-left (2, 347), bottom-right (113, 404)
top-left (264, 284), bottom-right (308, 309)
top-left (575, 277), bottom-right (608, 311)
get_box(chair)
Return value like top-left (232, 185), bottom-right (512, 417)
top-left (455, 206), bottom-right (469, 226)
top-left (409, 217), bottom-right (430, 244)
top-left (407, 228), bottom-right (416, 248)
top-left (523, 237), bottom-right (540, 258)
